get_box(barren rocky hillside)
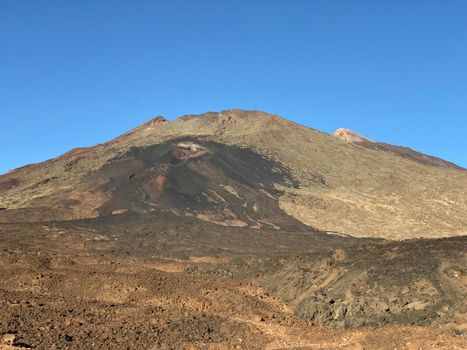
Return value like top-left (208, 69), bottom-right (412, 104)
top-left (1, 110), bottom-right (466, 239)
top-left (1, 110), bottom-right (466, 349)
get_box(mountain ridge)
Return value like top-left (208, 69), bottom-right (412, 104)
top-left (331, 127), bottom-right (464, 170)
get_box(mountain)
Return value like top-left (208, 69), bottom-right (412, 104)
top-left (1, 110), bottom-right (466, 239)
top-left (332, 127), bottom-right (464, 169)
top-left (1, 110), bottom-right (466, 349)
top-left (332, 128), bottom-right (372, 143)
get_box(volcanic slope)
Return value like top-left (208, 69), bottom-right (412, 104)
top-left (332, 128), bottom-right (464, 169)
top-left (1, 110), bottom-right (466, 239)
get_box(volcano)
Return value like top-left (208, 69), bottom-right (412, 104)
top-left (1, 110), bottom-right (466, 349)
top-left (1, 110), bottom-right (466, 239)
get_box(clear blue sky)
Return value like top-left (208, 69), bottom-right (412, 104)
top-left (1, 0), bottom-right (466, 173)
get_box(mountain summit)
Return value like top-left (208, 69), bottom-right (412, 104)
top-left (1, 110), bottom-right (466, 239)
top-left (332, 128), bottom-right (371, 143)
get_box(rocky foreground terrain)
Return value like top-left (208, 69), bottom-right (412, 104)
top-left (1, 110), bottom-right (466, 349)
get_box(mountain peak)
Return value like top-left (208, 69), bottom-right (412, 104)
top-left (332, 128), bottom-right (372, 143)
top-left (143, 115), bottom-right (168, 127)
top-left (178, 109), bottom-right (276, 123)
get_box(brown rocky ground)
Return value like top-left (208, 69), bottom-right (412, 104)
top-left (0, 215), bottom-right (465, 349)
